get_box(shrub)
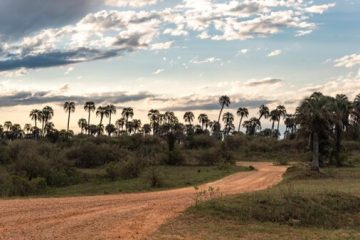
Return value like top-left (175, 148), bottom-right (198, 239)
top-left (166, 150), bottom-right (185, 165)
top-left (185, 135), bottom-right (217, 149)
top-left (146, 167), bottom-right (164, 188)
top-left (105, 158), bottom-right (144, 180)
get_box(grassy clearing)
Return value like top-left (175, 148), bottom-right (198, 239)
top-left (43, 165), bottom-right (251, 197)
top-left (153, 164), bottom-right (360, 240)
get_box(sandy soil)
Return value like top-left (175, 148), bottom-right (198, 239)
top-left (0, 162), bottom-right (287, 240)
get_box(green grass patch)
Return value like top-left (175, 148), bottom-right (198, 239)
top-left (154, 164), bottom-right (360, 239)
top-left (43, 165), bottom-right (251, 197)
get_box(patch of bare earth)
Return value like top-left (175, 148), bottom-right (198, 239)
top-left (0, 162), bottom-right (287, 240)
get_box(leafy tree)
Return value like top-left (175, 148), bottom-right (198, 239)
top-left (122, 107), bottom-right (134, 133)
top-left (198, 113), bottom-right (209, 130)
top-left (78, 118), bottom-right (88, 134)
top-left (243, 117), bottom-right (261, 136)
top-left (183, 112), bottom-right (195, 126)
top-left (106, 104), bottom-right (117, 125)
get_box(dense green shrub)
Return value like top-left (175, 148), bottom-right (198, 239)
top-left (184, 135), bottom-right (217, 149)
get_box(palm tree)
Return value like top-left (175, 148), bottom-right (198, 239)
top-left (353, 94), bottom-right (360, 139)
top-left (296, 92), bottom-right (333, 171)
top-left (133, 119), bottom-right (142, 133)
top-left (115, 118), bottom-right (126, 131)
top-left (236, 107), bottom-right (249, 132)
top-left (218, 96), bottom-right (231, 123)
top-left (184, 112), bottom-right (195, 126)
top-left (142, 124), bottom-right (152, 135)
top-left (29, 109), bottom-right (41, 128)
top-left (332, 94), bottom-right (352, 165)
top-left (164, 111), bottom-right (176, 124)
top-left (106, 104), bottom-right (117, 125)
top-left (78, 118), bottom-right (88, 134)
top-left (84, 102), bottom-right (96, 134)
top-left (41, 106), bottom-right (54, 136)
top-left (4, 121), bottom-right (12, 131)
top-left (105, 124), bottom-right (116, 136)
top-left (96, 106), bottom-right (108, 134)
top-left (243, 117), bottom-right (261, 136)
top-left (275, 105), bottom-right (287, 133)
top-left (269, 109), bottom-right (280, 133)
top-left (24, 124), bottom-right (32, 134)
top-left (223, 112), bottom-right (235, 135)
top-left (44, 122), bottom-right (55, 136)
top-left (122, 107), bottom-right (134, 133)
top-left (64, 102), bottom-right (76, 132)
top-left (198, 114), bottom-right (209, 130)
top-left (148, 109), bottom-right (160, 134)
top-left (258, 104), bottom-right (270, 120)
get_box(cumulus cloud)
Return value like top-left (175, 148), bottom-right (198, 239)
top-left (268, 50), bottom-right (282, 57)
top-left (334, 54), bottom-right (360, 68)
top-left (0, 0), bottom-right (334, 72)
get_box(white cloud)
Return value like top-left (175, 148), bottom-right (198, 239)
top-left (150, 41), bottom-right (174, 50)
top-left (334, 54), bottom-right (360, 68)
top-left (153, 69), bottom-right (164, 75)
top-left (238, 49), bottom-right (249, 55)
top-left (64, 66), bottom-right (75, 75)
top-left (305, 3), bottom-right (336, 14)
top-left (190, 57), bottom-right (222, 64)
top-left (0, 68), bottom-right (28, 77)
top-left (104, 0), bottom-right (159, 8)
top-left (268, 50), bottom-right (282, 57)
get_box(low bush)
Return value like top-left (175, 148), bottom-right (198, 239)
top-left (145, 167), bottom-right (164, 188)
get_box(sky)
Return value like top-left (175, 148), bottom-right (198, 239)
top-left (0, 0), bottom-right (359, 131)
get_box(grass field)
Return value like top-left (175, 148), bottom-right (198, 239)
top-left (43, 165), bottom-right (251, 197)
top-left (153, 164), bottom-right (360, 240)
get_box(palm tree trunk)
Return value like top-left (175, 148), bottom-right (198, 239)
top-left (88, 111), bottom-right (91, 135)
top-left (277, 119), bottom-right (280, 133)
top-left (271, 121), bottom-right (275, 133)
top-left (218, 105), bottom-right (224, 123)
top-left (67, 110), bottom-right (71, 132)
top-left (238, 116), bottom-right (243, 132)
top-left (109, 113), bottom-right (112, 125)
top-left (311, 132), bottom-right (320, 171)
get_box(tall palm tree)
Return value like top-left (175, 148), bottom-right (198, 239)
top-left (122, 107), bottom-right (134, 133)
top-left (78, 118), bottom-right (88, 134)
top-left (105, 124), bottom-right (116, 136)
top-left (29, 109), bottom-right (41, 128)
top-left (84, 102), bottom-right (96, 134)
top-left (164, 111), bottom-right (176, 124)
top-left (183, 112), bottom-right (195, 126)
top-left (64, 102), bottom-right (76, 132)
top-left (198, 113), bottom-right (209, 130)
top-left (106, 104), bottom-right (117, 125)
top-left (148, 109), bottom-right (160, 134)
top-left (96, 106), bottom-right (108, 134)
top-left (269, 109), bottom-right (280, 133)
top-left (275, 105), bottom-right (287, 133)
top-left (258, 104), bottom-right (270, 120)
top-left (218, 96), bottom-right (231, 123)
top-left (296, 92), bottom-right (333, 171)
top-left (236, 107), bottom-right (249, 132)
top-left (41, 106), bottom-right (54, 136)
top-left (332, 94), bottom-right (352, 165)
top-left (44, 122), bottom-right (55, 136)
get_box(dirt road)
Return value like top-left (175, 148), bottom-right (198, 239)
top-left (0, 162), bottom-right (287, 240)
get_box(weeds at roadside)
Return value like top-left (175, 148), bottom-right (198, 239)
top-left (193, 186), bottom-right (222, 206)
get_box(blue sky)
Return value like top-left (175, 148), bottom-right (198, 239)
top-left (0, 0), bottom-right (359, 130)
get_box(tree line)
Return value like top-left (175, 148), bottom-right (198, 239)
top-left (1, 92), bottom-right (360, 171)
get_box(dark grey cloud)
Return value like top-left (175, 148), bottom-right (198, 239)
top-left (245, 78), bottom-right (282, 87)
top-left (0, 91), bottom-right (155, 107)
top-left (0, 0), bottom-right (101, 39)
top-left (163, 99), bottom-right (274, 111)
top-left (0, 48), bottom-right (126, 72)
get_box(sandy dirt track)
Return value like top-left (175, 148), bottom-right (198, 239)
top-left (0, 162), bottom-right (287, 240)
